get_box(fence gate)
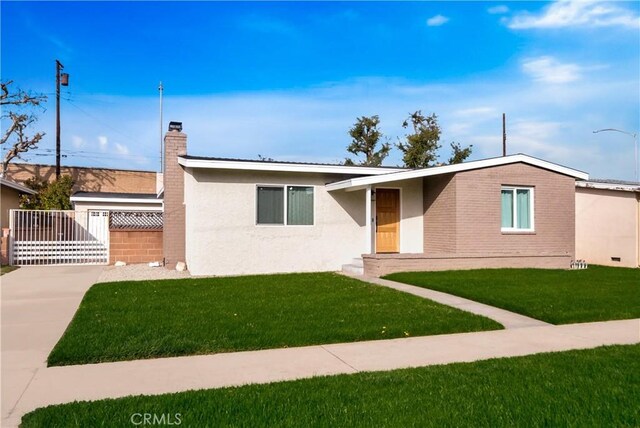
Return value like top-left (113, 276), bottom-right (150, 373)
top-left (9, 209), bottom-right (110, 266)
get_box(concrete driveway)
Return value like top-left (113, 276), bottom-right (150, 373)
top-left (1, 265), bottom-right (103, 427)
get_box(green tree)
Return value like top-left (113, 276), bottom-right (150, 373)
top-left (344, 115), bottom-right (391, 166)
top-left (447, 141), bottom-right (473, 164)
top-left (397, 111), bottom-right (473, 168)
top-left (20, 176), bottom-right (74, 210)
top-left (397, 111), bottom-right (442, 168)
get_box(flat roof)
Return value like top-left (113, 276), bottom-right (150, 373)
top-left (576, 179), bottom-right (640, 193)
top-left (70, 191), bottom-right (163, 204)
top-left (178, 155), bottom-right (407, 175)
top-left (326, 154), bottom-right (589, 192)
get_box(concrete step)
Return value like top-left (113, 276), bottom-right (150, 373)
top-left (351, 258), bottom-right (364, 268)
top-left (342, 264), bottom-right (364, 275)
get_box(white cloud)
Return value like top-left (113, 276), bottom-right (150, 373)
top-left (426, 15), bottom-right (449, 27)
top-left (506, 1), bottom-right (640, 30)
top-left (97, 135), bottom-right (108, 151)
top-left (71, 135), bottom-right (84, 149)
top-left (114, 143), bottom-right (130, 156)
top-left (26, 69), bottom-right (639, 181)
top-left (521, 56), bottom-right (583, 84)
top-left (488, 5), bottom-right (509, 15)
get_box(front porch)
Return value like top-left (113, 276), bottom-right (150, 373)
top-left (362, 253), bottom-right (573, 277)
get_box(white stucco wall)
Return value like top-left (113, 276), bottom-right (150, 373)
top-left (184, 169), bottom-right (368, 276)
top-left (372, 179), bottom-right (424, 254)
top-left (575, 187), bottom-right (639, 268)
top-left (184, 169), bottom-right (425, 276)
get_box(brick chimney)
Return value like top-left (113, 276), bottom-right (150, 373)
top-left (163, 122), bottom-right (187, 269)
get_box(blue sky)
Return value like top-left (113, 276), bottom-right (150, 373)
top-left (2, 1), bottom-right (639, 180)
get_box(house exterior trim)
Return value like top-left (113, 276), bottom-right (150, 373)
top-left (177, 157), bottom-right (405, 175)
top-left (326, 154), bottom-right (589, 191)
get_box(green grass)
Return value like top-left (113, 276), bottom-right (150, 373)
top-left (385, 265), bottom-right (640, 324)
top-left (1, 264), bottom-right (18, 275)
top-left (23, 344), bottom-right (640, 427)
top-left (47, 272), bottom-right (501, 366)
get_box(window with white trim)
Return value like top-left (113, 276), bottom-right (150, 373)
top-left (256, 185), bottom-right (314, 225)
top-left (501, 187), bottom-right (534, 232)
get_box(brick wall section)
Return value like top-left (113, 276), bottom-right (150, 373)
top-left (423, 163), bottom-right (575, 258)
top-left (110, 230), bottom-right (163, 264)
top-left (423, 173), bottom-right (456, 253)
top-left (5, 163), bottom-right (157, 193)
top-left (363, 253), bottom-right (572, 277)
top-left (162, 130), bottom-right (187, 269)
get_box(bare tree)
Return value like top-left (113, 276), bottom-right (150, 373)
top-left (1, 81), bottom-right (47, 175)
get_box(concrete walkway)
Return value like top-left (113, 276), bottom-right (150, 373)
top-left (1, 266), bottom-right (104, 428)
top-left (9, 319), bottom-right (640, 425)
top-left (351, 274), bottom-right (551, 329)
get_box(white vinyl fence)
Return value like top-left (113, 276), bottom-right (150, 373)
top-left (9, 209), bottom-right (109, 265)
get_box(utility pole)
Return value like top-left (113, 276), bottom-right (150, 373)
top-left (55, 60), bottom-right (69, 179)
top-left (159, 81), bottom-right (164, 173)
top-left (502, 113), bottom-right (507, 157)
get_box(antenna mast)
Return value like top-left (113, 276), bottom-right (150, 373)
top-left (502, 113), bottom-right (507, 157)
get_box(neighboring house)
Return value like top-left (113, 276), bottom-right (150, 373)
top-left (0, 177), bottom-right (36, 264)
top-left (70, 191), bottom-right (164, 266)
top-left (1, 177), bottom-right (36, 230)
top-left (5, 163), bottom-right (162, 194)
top-left (575, 179), bottom-right (640, 268)
top-left (71, 191), bottom-right (163, 212)
top-left (161, 122), bottom-right (588, 277)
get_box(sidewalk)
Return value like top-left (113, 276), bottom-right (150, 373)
top-left (10, 318), bottom-right (640, 426)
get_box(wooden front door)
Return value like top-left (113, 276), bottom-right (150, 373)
top-left (375, 188), bottom-right (400, 253)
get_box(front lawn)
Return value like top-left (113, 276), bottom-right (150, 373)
top-left (48, 272), bottom-right (501, 366)
top-left (24, 344), bottom-right (640, 427)
top-left (385, 265), bottom-right (640, 324)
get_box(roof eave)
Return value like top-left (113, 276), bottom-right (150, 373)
top-left (0, 178), bottom-right (37, 195)
top-left (178, 156), bottom-right (406, 176)
top-left (326, 154), bottom-right (589, 191)
top-left (576, 181), bottom-right (640, 193)
top-left (70, 197), bottom-right (163, 204)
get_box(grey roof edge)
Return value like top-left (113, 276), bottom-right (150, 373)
top-left (0, 177), bottom-right (37, 194)
top-left (179, 154), bottom-right (407, 170)
top-left (71, 191), bottom-right (162, 200)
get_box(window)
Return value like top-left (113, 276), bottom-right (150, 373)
top-left (501, 187), bottom-right (534, 231)
top-left (257, 186), bottom-right (284, 224)
top-left (256, 185), bottom-right (314, 226)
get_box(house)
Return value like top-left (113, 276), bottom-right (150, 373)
top-left (1, 177), bottom-right (36, 230)
top-left (0, 177), bottom-right (37, 264)
top-left (161, 122), bottom-right (588, 277)
top-left (575, 179), bottom-right (640, 268)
